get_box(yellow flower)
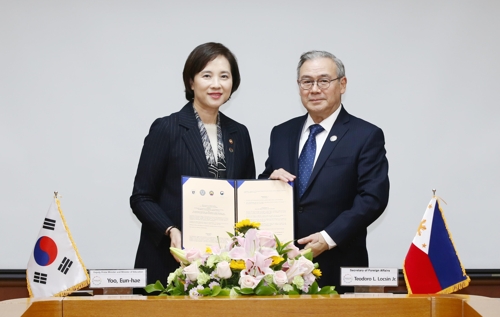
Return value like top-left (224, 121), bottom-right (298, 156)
top-left (235, 219), bottom-right (260, 229)
top-left (205, 247), bottom-right (212, 254)
top-left (229, 260), bottom-right (246, 271)
top-left (312, 269), bottom-right (322, 277)
top-left (270, 256), bottom-right (284, 266)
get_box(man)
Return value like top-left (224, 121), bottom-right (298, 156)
top-left (259, 50), bottom-right (389, 293)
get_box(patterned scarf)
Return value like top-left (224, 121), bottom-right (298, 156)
top-left (193, 106), bottom-right (227, 179)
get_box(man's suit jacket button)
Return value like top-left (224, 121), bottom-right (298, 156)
top-left (298, 207), bottom-right (304, 213)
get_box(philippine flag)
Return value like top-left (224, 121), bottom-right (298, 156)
top-left (403, 197), bottom-right (470, 294)
top-left (26, 194), bottom-right (89, 297)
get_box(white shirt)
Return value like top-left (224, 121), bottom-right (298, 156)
top-left (204, 123), bottom-right (218, 160)
top-left (298, 105), bottom-right (343, 249)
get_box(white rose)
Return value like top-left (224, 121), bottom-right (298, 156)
top-left (273, 270), bottom-right (288, 288)
top-left (183, 262), bottom-right (200, 281)
top-left (239, 274), bottom-right (258, 289)
top-left (216, 261), bottom-right (232, 279)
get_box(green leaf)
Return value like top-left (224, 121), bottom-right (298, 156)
top-left (302, 250), bottom-right (313, 261)
top-left (211, 286), bottom-right (221, 296)
top-left (170, 289), bottom-right (183, 296)
top-left (144, 284), bottom-right (158, 293)
top-left (173, 279), bottom-right (184, 293)
top-left (287, 290), bottom-right (299, 295)
top-left (238, 287), bottom-right (255, 295)
top-left (233, 288), bottom-right (243, 295)
top-left (280, 240), bottom-right (293, 250)
top-left (255, 285), bottom-right (276, 296)
top-left (218, 289), bottom-right (231, 296)
top-left (274, 235), bottom-right (282, 248)
top-left (318, 286), bottom-right (338, 294)
top-left (144, 280), bottom-right (165, 293)
top-left (308, 281), bottom-right (319, 294)
top-left (255, 279), bottom-right (265, 288)
top-left (198, 287), bottom-right (212, 296)
top-left (154, 280), bottom-right (165, 289)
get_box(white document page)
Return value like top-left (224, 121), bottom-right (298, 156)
top-left (182, 177), bottom-right (236, 250)
top-left (236, 180), bottom-right (294, 244)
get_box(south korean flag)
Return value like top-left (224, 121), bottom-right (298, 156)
top-left (26, 194), bottom-right (89, 297)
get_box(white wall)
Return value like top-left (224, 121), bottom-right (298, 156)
top-left (1, 0), bottom-right (499, 270)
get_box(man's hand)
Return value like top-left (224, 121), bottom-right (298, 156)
top-left (168, 227), bottom-right (182, 262)
top-left (269, 168), bottom-right (296, 183)
top-left (297, 232), bottom-right (329, 257)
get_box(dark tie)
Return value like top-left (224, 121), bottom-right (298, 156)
top-left (298, 124), bottom-right (324, 197)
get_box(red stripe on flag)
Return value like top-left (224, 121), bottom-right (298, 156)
top-left (404, 243), bottom-right (441, 294)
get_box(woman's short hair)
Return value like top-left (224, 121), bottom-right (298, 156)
top-left (183, 42), bottom-right (241, 101)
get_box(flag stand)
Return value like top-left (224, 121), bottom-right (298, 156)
top-left (26, 193), bottom-right (90, 298)
top-left (403, 190), bottom-right (470, 294)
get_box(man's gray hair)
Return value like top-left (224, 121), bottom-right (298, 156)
top-left (296, 50), bottom-right (345, 79)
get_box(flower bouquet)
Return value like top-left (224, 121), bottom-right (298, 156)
top-left (145, 220), bottom-right (337, 297)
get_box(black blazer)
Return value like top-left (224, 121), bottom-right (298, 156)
top-left (259, 106), bottom-right (389, 292)
top-left (131, 102), bottom-right (255, 286)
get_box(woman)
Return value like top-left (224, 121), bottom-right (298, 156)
top-left (130, 43), bottom-right (255, 291)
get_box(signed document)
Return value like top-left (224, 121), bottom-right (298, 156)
top-left (182, 177), bottom-right (294, 250)
top-left (235, 180), bottom-right (294, 244)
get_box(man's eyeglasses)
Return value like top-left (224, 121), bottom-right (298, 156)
top-left (298, 77), bottom-right (341, 90)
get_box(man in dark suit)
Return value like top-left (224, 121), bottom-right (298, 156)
top-left (259, 50), bottom-right (389, 293)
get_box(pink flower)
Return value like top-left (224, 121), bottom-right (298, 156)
top-left (244, 252), bottom-right (274, 278)
top-left (185, 248), bottom-right (203, 262)
top-left (256, 230), bottom-right (276, 248)
top-left (281, 261), bottom-right (290, 271)
top-left (303, 272), bottom-right (316, 287)
top-left (230, 229), bottom-right (278, 260)
top-left (273, 270), bottom-right (288, 288)
top-left (230, 229), bottom-right (259, 259)
top-left (285, 257), bottom-right (315, 282)
top-left (215, 261), bottom-right (232, 279)
top-left (210, 244), bottom-right (221, 254)
top-left (285, 244), bottom-right (301, 259)
top-left (234, 235), bottom-right (245, 247)
top-left (239, 274), bottom-right (259, 289)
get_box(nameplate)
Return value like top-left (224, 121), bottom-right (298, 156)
top-left (89, 269), bottom-right (147, 288)
top-left (340, 267), bottom-right (398, 286)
